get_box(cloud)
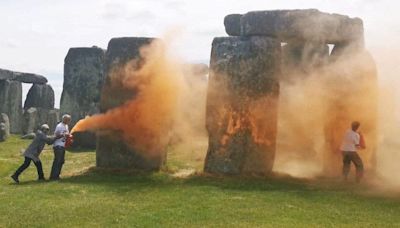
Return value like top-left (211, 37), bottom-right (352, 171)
top-left (101, 2), bottom-right (128, 20)
top-left (127, 10), bottom-right (156, 21)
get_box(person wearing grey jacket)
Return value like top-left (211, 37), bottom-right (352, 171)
top-left (11, 124), bottom-right (57, 183)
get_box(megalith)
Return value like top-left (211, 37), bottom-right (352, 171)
top-left (0, 123), bottom-right (6, 142)
top-left (0, 80), bottom-right (22, 133)
top-left (47, 109), bottom-right (60, 133)
top-left (204, 36), bottom-right (281, 175)
top-left (226, 9), bottom-right (364, 45)
top-left (22, 107), bottom-right (59, 134)
top-left (0, 113), bottom-right (10, 137)
top-left (97, 37), bottom-right (165, 170)
top-left (22, 107), bottom-right (38, 135)
top-left (224, 14), bottom-right (242, 36)
top-left (323, 45), bottom-right (378, 176)
top-left (60, 47), bottom-right (105, 148)
top-left (210, 9), bottom-right (377, 178)
top-left (24, 84), bottom-right (55, 110)
top-left (0, 68), bottom-right (47, 84)
top-left (0, 113), bottom-right (10, 142)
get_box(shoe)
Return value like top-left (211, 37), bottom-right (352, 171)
top-left (49, 177), bottom-right (60, 181)
top-left (11, 174), bottom-right (19, 184)
top-left (38, 178), bottom-right (46, 182)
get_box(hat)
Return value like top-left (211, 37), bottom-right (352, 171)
top-left (41, 124), bottom-right (50, 130)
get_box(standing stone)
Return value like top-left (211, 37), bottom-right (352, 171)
top-left (0, 113), bottom-right (10, 137)
top-left (24, 84), bottom-right (55, 110)
top-left (0, 123), bottom-right (6, 142)
top-left (47, 109), bottom-right (60, 133)
top-left (0, 80), bottom-right (22, 133)
top-left (323, 47), bottom-right (378, 176)
top-left (21, 107), bottom-right (58, 135)
top-left (204, 36), bottom-right (281, 175)
top-left (97, 37), bottom-right (165, 170)
top-left (0, 113), bottom-right (10, 142)
top-left (22, 107), bottom-right (38, 135)
top-left (60, 47), bottom-right (105, 148)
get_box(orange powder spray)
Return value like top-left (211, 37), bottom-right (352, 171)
top-left (71, 38), bottom-right (185, 157)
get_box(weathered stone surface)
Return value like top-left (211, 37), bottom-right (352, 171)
top-left (227, 9), bottom-right (364, 45)
top-left (24, 84), bottom-right (55, 110)
top-left (224, 14), bottom-right (242, 36)
top-left (0, 69), bottom-right (14, 81)
top-left (97, 37), bottom-right (165, 170)
top-left (0, 113), bottom-right (10, 137)
top-left (60, 47), bottom-right (105, 148)
top-left (0, 113), bottom-right (10, 142)
top-left (0, 68), bottom-right (47, 84)
top-left (14, 73), bottom-right (47, 84)
top-left (21, 107), bottom-right (58, 134)
top-left (47, 109), bottom-right (60, 133)
top-left (0, 80), bottom-right (22, 133)
top-left (282, 41), bottom-right (329, 81)
top-left (22, 107), bottom-right (38, 135)
top-left (204, 36), bottom-right (281, 175)
top-left (0, 123), bottom-right (6, 142)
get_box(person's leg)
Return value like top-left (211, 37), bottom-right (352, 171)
top-left (50, 147), bottom-right (59, 179)
top-left (14, 157), bottom-right (32, 177)
top-left (351, 153), bottom-right (364, 182)
top-left (342, 152), bottom-right (351, 180)
top-left (33, 160), bottom-right (45, 180)
top-left (50, 147), bottom-right (65, 180)
top-left (56, 147), bottom-right (66, 178)
top-left (11, 157), bottom-right (32, 183)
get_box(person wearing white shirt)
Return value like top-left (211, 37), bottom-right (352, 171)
top-left (50, 114), bottom-right (71, 180)
top-left (340, 121), bottom-right (364, 182)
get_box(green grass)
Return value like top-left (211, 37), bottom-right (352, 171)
top-left (1, 135), bottom-right (400, 227)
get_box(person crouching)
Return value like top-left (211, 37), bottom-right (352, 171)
top-left (11, 124), bottom-right (57, 183)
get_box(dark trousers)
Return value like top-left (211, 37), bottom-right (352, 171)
top-left (14, 156), bottom-right (44, 179)
top-left (50, 146), bottom-right (65, 179)
top-left (342, 151), bottom-right (364, 181)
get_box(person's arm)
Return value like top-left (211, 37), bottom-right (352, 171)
top-left (45, 135), bottom-right (57, 145)
top-left (36, 132), bottom-right (51, 145)
top-left (354, 133), bottom-right (361, 149)
top-left (358, 132), bottom-right (366, 149)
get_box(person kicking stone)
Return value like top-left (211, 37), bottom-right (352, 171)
top-left (11, 124), bottom-right (57, 183)
top-left (49, 114), bottom-right (71, 181)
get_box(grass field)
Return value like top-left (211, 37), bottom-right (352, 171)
top-left (1, 135), bottom-right (400, 227)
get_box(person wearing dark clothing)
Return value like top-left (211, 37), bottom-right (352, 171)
top-left (11, 124), bottom-right (56, 183)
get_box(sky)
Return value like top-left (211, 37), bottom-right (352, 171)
top-left (0, 0), bottom-right (398, 108)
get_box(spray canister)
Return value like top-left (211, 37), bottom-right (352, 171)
top-left (65, 134), bottom-right (74, 149)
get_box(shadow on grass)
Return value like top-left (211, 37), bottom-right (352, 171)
top-left (59, 167), bottom-right (343, 194)
top-left (66, 147), bottom-right (96, 153)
